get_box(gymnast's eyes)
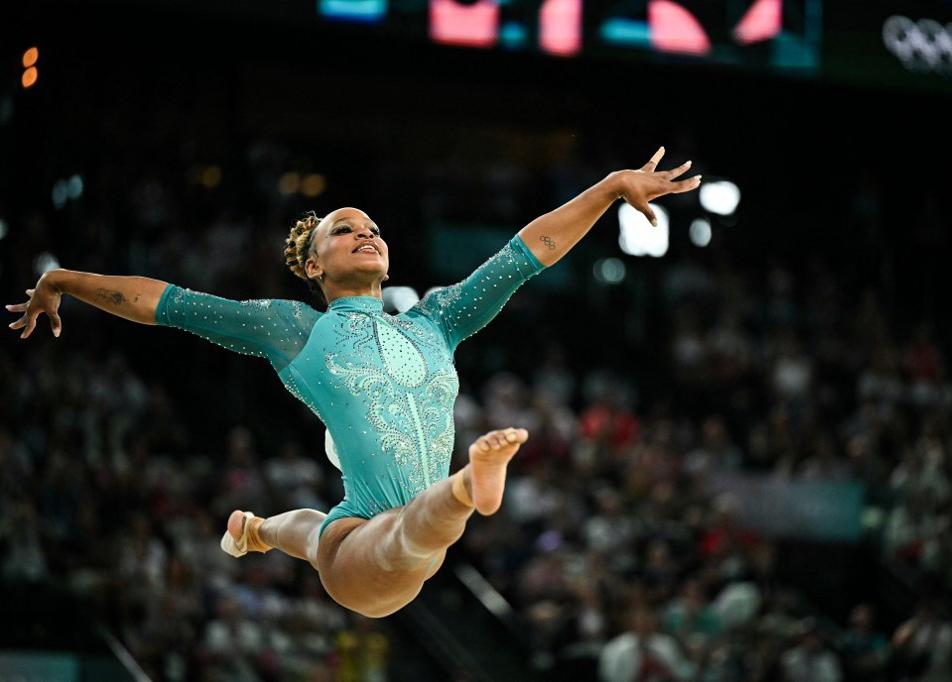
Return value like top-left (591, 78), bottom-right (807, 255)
top-left (334, 224), bottom-right (381, 235)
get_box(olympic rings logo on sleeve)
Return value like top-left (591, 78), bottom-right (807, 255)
top-left (882, 16), bottom-right (952, 75)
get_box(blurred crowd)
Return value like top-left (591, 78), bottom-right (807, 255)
top-left (456, 256), bottom-right (952, 681)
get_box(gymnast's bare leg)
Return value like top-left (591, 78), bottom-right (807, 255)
top-left (226, 427), bottom-right (528, 617)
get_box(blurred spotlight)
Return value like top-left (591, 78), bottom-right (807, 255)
top-left (301, 173), bottom-right (327, 197)
top-left (22, 67), bottom-right (38, 89)
top-left (500, 22), bottom-right (528, 48)
top-left (33, 252), bottom-right (60, 276)
top-left (0, 218), bottom-right (8, 240)
top-left (689, 218), bottom-right (712, 247)
top-left (382, 286), bottom-right (419, 313)
top-left (618, 203), bottom-right (669, 257)
top-left (52, 180), bottom-right (68, 209)
top-left (699, 180), bottom-right (741, 215)
top-left (22, 47), bottom-right (39, 68)
top-left (67, 175), bottom-right (84, 199)
top-left (320, 0), bottom-right (387, 23)
top-left (279, 172), bottom-right (301, 196)
top-left (539, 0), bottom-right (583, 56)
top-left (201, 166), bottom-right (222, 189)
top-left (430, 0), bottom-right (498, 48)
top-left (593, 257), bottom-right (626, 284)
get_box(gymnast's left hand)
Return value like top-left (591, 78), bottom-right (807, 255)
top-left (610, 146), bottom-right (702, 227)
top-left (6, 273), bottom-right (63, 339)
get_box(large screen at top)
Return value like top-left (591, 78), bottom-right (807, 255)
top-left (64, 0), bottom-right (952, 92)
top-left (321, 0), bottom-right (822, 75)
top-left (317, 0), bottom-right (952, 91)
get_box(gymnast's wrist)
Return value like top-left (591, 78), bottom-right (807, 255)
top-left (603, 171), bottom-right (627, 201)
top-left (40, 268), bottom-right (71, 294)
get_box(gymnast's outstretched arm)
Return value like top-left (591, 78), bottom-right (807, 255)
top-left (6, 271), bottom-right (319, 372)
top-left (518, 146), bottom-right (701, 267)
top-left (7, 270), bottom-right (169, 336)
top-left (413, 147), bottom-right (701, 351)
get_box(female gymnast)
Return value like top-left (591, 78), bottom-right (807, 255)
top-left (7, 147), bottom-right (699, 617)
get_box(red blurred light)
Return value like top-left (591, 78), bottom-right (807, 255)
top-left (22, 47), bottom-right (39, 68)
top-left (430, 0), bottom-right (498, 48)
top-left (649, 0), bottom-right (712, 56)
top-left (22, 67), bottom-right (38, 88)
top-left (539, 0), bottom-right (582, 56)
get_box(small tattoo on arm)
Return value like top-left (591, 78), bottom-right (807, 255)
top-left (95, 288), bottom-right (127, 306)
top-left (540, 235), bottom-right (557, 250)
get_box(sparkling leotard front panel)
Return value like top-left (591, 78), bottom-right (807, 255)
top-left (155, 234), bottom-right (546, 539)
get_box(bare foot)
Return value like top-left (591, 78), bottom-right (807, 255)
top-left (468, 427), bottom-right (529, 515)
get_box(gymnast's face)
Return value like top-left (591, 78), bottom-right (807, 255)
top-left (304, 207), bottom-right (390, 291)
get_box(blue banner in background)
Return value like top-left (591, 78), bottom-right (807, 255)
top-left (705, 473), bottom-right (864, 543)
top-left (0, 653), bottom-right (79, 681)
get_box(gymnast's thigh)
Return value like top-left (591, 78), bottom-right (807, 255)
top-left (316, 510), bottom-right (439, 618)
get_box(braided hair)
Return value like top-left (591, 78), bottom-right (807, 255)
top-left (285, 210), bottom-right (325, 305)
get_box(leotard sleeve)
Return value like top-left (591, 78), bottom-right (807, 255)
top-left (154, 284), bottom-right (321, 372)
top-left (413, 233), bottom-right (545, 352)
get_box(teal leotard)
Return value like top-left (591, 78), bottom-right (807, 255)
top-left (155, 233), bottom-right (546, 538)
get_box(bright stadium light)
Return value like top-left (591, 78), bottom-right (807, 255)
top-left (34, 252), bottom-right (60, 276)
top-left (689, 218), bottom-right (712, 247)
top-left (699, 180), bottom-right (741, 215)
top-left (21, 47), bottom-right (39, 89)
top-left (52, 181), bottom-right (68, 209)
top-left (618, 203), bottom-right (669, 257)
top-left (301, 173), bottom-right (326, 197)
top-left (320, 0), bottom-right (387, 23)
top-left (593, 257), bottom-right (626, 284)
top-left (383, 286), bottom-right (419, 313)
top-left (23, 47), bottom-right (39, 68)
top-left (67, 175), bottom-right (84, 199)
top-left (278, 172), bottom-right (300, 196)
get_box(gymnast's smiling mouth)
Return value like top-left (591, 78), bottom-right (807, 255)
top-left (352, 244), bottom-right (380, 255)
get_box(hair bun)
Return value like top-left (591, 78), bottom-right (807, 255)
top-left (285, 212), bottom-right (322, 281)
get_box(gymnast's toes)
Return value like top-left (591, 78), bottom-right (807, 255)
top-left (227, 509), bottom-right (248, 541)
top-left (470, 427), bottom-right (528, 458)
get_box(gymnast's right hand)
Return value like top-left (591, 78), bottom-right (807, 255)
top-left (6, 272), bottom-right (63, 339)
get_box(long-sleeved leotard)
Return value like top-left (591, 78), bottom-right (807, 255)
top-left (155, 233), bottom-right (546, 538)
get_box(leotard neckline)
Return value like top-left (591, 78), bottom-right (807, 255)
top-left (327, 295), bottom-right (384, 313)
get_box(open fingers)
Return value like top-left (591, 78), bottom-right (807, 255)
top-left (49, 311), bottom-right (62, 338)
top-left (659, 159), bottom-right (693, 180)
top-left (5, 302), bottom-right (29, 313)
top-left (635, 201), bottom-right (658, 227)
top-left (641, 146), bottom-right (665, 172)
top-left (646, 173), bottom-right (702, 200)
top-left (668, 175), bottom-right (703, 194)
top-left (18, 310), bottom-right (41, 339)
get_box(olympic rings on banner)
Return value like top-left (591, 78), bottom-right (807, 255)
top-left (882, 16), bottom-right (952, 74)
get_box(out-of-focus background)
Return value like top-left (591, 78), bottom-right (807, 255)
top-left (2, 1), bottom-right (952, 680)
